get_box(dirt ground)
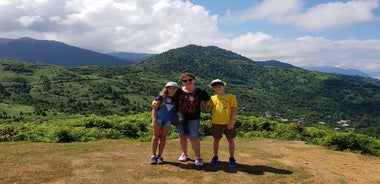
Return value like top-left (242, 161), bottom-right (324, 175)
top-left (1, 137), bottom-right (379, 184)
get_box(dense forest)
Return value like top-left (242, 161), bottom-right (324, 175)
top-left (1, 44), bottom-right (380, 137)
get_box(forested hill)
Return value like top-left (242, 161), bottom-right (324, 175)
top-left (1, 44), bottom-right (380, 136)
top-left (137, 44), bottom-right (380, 136)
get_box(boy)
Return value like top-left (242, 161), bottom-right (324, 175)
top-left (206, 79), bottom-right (238, 167)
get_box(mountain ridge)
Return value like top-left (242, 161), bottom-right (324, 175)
top-left (303, 66), bottom-right (371, 78)
top-left (0, 37), bottom-right (133, 66)
top-left (107, 52), bottom-right (156, 63)
top-left (0, 37), bottom-right (376, 78)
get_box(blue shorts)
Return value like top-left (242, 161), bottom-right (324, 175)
top-left (151, 119), bottom-right (171, 128)
top-left (175, 119), bottom-right (200, 138)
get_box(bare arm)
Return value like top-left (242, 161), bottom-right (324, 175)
top-left (151, 101), bottom-right (161, 124)
top-left (202, 100), bottom-right (212, 113)
top-left (227, 107), bottom-right (238, 129)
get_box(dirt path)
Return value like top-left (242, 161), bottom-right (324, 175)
top-left (1, 137), bottom-right (379, 184)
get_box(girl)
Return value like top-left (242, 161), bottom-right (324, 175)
top-left (150, 81), bottom-right (179, 164)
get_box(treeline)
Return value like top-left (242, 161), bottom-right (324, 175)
top-left (1, 113), bottom-right (379, 157)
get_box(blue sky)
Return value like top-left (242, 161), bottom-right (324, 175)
top-left (193, 0), bottom-right (380, 40)
top-left (1, 0), bottom-right (380, 78)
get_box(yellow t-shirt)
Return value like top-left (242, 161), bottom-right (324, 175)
top-left (207, 94), bottom-right (237, 125)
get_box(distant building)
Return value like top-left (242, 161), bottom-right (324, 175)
top-left (280, 118), bottom-right (289, 123)
top-left (337, 120), bottom-right (350, 127)
top-left (265, 111), bottom-right (272, 119)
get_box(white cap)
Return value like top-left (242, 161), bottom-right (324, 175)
top-left (209, 79), bottom-right (227, 88)
top-left (165, 81), bottom-right (179, 88)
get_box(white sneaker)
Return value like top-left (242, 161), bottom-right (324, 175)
top-left (149, 156), bottom-right (157, 165)
top-left (157, 156), bottom-right (164, 164)
top-left (178, 153), bottom-right (188, 162)
top-left (195, 158), bottom-right (204, 166)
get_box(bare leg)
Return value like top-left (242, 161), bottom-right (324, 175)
top-left (227, 138), bottom-right (235, 158)
top-left (179, 135), bottom-right (188, 154)
top-left (189, 137), bottom-right (201, 158)
top-left (151, 125), bottom-right (161, 156)
top-left (158, 127), bottom-right (170, 156)
top-left (213, 138), bottom-right (220, 156)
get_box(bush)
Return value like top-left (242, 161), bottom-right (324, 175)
top-left (1, 113), bottom-right (379, 157)
top-left (322, 132), bottom-right (380, 156)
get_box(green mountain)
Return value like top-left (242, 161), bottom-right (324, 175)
top-left (1, 44), bottom-right (380, 136)
top-left (0, 37), bottom-right (133, 66)
top-left (137, 44), bottom-right (380, 136)
top-left (257, 60), bottom-right (301, 69)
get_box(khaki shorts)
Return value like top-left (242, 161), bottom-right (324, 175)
top-left (211, 124), bottom-right (237, 139)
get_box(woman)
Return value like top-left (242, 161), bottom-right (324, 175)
top-left (175, 73), bottom-right (210, 166)
top-left (150, 81), bottom-right (179, 165)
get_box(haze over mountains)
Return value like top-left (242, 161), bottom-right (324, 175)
top-left (0, 37), bottom-right (373, 78)
top-left (304, 66), bottom-right (371, 78)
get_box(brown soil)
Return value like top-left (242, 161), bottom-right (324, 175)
top-left (0, 137), bottom-right (379, 184)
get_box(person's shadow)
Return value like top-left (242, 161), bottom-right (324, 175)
top-left (165, 160), bottom-right (293, 175)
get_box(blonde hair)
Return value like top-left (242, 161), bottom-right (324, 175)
top-left (159, 86), bottom-right (169, 96)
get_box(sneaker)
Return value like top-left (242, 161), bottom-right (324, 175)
top-left (229, 157), bottom-right (237, 167)
top-left (195, 158), bottom-right (204, 166)
top-left (178, 153), bottom-right (188, 162)
top-left (157, 156), bottom-right (164, 164)
top-left (149, 156), bottom-right (157, 165)
top-left (210, 156), bottom-right (218, 166)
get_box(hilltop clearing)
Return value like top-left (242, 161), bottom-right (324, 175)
top-left (0, 137), bottom-right (379, 184)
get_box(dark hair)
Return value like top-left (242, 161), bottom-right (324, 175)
top-left (179, 72), bottom-right (196, 81)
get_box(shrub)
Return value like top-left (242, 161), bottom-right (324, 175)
top-left (322, 132), bottom-right (380, 156)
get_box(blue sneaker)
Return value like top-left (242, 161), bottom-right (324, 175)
top-left (210, 156), bottom-right (218, 165)
top-left (229, 157), bottom-right (237, 167)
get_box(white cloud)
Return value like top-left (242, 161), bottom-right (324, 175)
top-left (0, 0), bottom-right (380, 77)
top-left (18, 16), bottom-right (43, 27)
top-left (0, 0), bottom-right (221, 53)
top-left (225, 0), bottom-right (379, 31)
top-left (221, 33), bottom-right (380, 77)
top-left (296, 0), bottom-right (379, 30)
top-left (230, 0), bottom-right (301, 23)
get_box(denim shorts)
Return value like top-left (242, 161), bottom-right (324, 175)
top-left (151, 119), bottom-right (171, 128)
top-left (175, 119), bottom-right (200, 138)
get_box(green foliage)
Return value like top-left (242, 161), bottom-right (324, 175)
top-left (321, 132), bottom-right (380, 156)
top-left (234, 115), bottom-right (380, 156)
top-left (1, 113), bottom-right (380, 157)
top-left (1, 50), bottom-right (380, 136)
top-left (0, 113), bottom-right (152, 143)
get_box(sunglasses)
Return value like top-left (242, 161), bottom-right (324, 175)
top-left (182, 78), bottom-right (194, 83)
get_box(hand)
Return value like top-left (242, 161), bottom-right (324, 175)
top-left (227, 123), bottom-right (234, 130)
top-left (152, 100), bottom-right (160, 109)
top-left (152, 120), bottom-right (159, 127)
